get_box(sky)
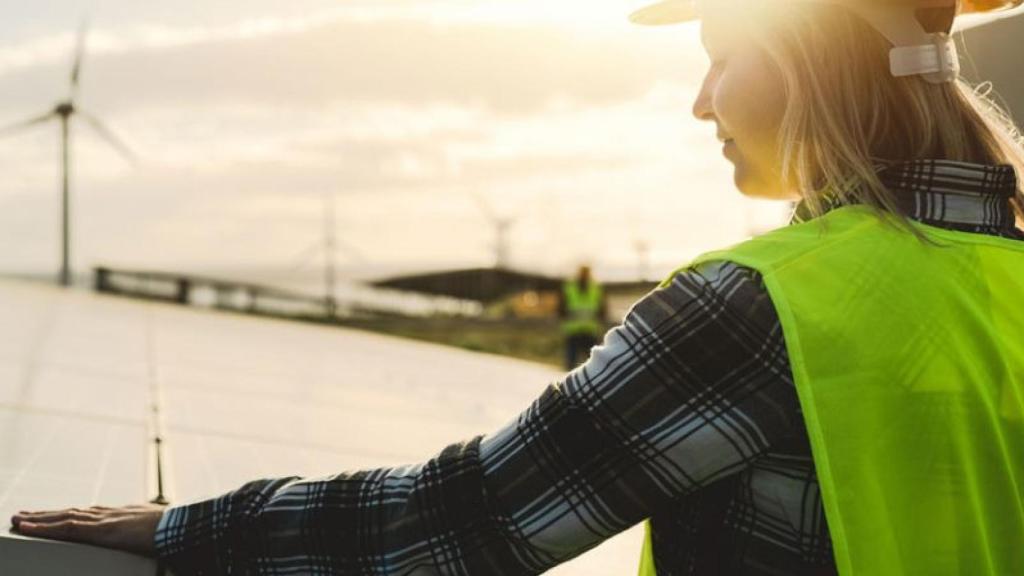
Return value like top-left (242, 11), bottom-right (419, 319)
top-left (0, 0), bottom-right (793, 284)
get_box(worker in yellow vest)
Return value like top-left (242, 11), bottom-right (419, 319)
top-left (558, 264), bottom-right (608, 370)
top-left (12, 1), bottom-right (1023, 575)
top-left (630, 1), bottom-right (1024, 574)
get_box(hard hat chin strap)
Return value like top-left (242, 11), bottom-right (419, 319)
top-left (830, 1), bottom-right (960, 83)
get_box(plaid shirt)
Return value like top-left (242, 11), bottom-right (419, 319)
top-left (155, 160), bottom-right (1023, 575)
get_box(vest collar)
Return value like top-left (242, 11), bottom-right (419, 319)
top-left (790, 160), bottom-right (1019, 233)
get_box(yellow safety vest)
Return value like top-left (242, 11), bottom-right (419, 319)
top-left (562, 280), bottom-right (603, 336)
top-left (639, 205), bottom-right (1024, 575)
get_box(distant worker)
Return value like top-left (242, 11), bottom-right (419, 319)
top-left (558, 264), bottom-right (608, 370)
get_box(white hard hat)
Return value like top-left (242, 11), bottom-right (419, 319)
top-left (629, 0), bottom-right (1024, 83)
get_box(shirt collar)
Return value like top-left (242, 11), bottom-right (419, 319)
top-left (789, 160), bottom-right (1019, 232)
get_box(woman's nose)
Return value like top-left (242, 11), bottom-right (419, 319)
top-left (692, 77), bottom-right (715, 122)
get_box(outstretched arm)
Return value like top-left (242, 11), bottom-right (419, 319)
top-left (11, 261), bottom-right (801, 574)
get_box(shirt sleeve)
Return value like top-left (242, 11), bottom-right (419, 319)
top-left (154, 260), bottom-right (803, 575)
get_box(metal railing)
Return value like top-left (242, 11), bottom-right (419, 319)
top-left (94, 266), bottom-right (348, 319)
top-left (93, 266), bottom-right (486, 323)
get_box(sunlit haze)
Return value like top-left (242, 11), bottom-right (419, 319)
top-left (0, 0), bottom-right (792, 284)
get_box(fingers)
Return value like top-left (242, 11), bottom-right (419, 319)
top-left (13, 517), bottom-right (109, 546)
top-left (11, 504), bottom-right (144, 525)
top-left (10, 505), bottom-right (164, 557)
top-left (16, 505), bottom-right (107, 516)
top-left (12, 507), bottom-right (102, 526)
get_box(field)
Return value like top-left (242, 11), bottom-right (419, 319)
top-left (337, 316), bottom-right (573, 368)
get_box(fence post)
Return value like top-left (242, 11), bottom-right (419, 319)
top-left (176, 278), bottom-right (191, 305)
top-left (247, 288), bottom-right (259, 313)
top-left (95, 267), bottom-right (111, 293)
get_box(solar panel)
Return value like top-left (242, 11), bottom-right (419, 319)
top-left (0, 279), bottom-right (642, 575)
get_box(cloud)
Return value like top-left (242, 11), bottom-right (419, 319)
top-left (0, 17), bottom-right (700, 120)
top-left (0, 7), bottom-right (771, 280)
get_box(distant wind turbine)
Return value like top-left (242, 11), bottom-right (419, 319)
top-left (286, 193), bottom-right (366, 316)
top-left (0, 21), bottom-right (137, 287)
top-left (468, 189), bottom-right (518, 270)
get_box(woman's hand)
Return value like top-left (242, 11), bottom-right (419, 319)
top-left (10, 504), bottom-right (165, 557)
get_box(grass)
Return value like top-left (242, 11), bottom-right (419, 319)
top-left (336, 316), bottom-right (571, 367)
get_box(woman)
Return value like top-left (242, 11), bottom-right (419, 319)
top-left (12, 0), bottom-right (1024, 574)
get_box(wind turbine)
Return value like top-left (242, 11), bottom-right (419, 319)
top-left (286, 193), bottom-right (365, 317)
top-left (0, 21), bottom-right (136, 287)
top-left (468, 189), bottom-right (518, 270)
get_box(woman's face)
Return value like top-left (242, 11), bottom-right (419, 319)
top-left (692, 16), bottom-right (797, 200)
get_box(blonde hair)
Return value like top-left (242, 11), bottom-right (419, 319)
top-left (755, 3), bottom-right (1024, 231)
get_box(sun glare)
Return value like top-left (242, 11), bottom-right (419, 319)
top-left (452, 0), bottom-right (635, 28)
top-left (340, 0), bottom-right (676, 31)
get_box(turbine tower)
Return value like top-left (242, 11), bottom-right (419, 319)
top-left (286, 193), bottom-right (365, 317)
top-left (325, 193), bottom-right (337, 316)
top-left (633, 238), bottom-right (650, 281)
top-left (0, 21), bottom-right (136, 287)
top-left (468, 189), bottom-right (517, 270)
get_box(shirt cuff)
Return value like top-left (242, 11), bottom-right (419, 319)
top-left (152, 477), bottom-right (301, 574)
top-left (153, 504), bottom-right (182, 561)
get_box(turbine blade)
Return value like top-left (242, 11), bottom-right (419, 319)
top-left (287, 242), bottom-right (324, 272)
top-left (0, 112), bottom-right (57, 138)
top-left (69, 19), bottom-right (89, 98)
top-left (468, 189), bottom-right (498, 224)
top-left (79, 111), bottom-right (138, 164)
top-left (336, 237), bottom-right (366, 263)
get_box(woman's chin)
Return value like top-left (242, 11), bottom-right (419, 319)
top-left (733, 172), bottom-right (773, 199)
top-left (733, 170), bottom-right (795, 201)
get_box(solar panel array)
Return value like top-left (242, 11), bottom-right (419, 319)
top-left (0, 279), bottom-right (642, 575)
